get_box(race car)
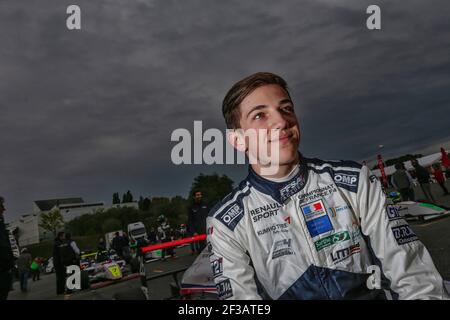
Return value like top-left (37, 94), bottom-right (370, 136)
top-left (80, 250), bottom-right (127, 283)
top-left (387, 191), bottom-right (450, 221)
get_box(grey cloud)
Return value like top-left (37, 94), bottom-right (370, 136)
top-left (1, 0), bottom-right (450, 219)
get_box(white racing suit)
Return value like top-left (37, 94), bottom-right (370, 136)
top-left (206, 157), bottom-right (449, 300)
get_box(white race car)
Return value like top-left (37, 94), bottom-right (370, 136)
top-left (387, 191), bottom-right (450, 221)
top-left (81, 250), bottom-right (127, 283)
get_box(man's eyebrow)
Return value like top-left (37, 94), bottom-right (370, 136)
top-left (279, 98), bottom-right (293, 105)
top-left (246, 105), bottom-right (267, 119)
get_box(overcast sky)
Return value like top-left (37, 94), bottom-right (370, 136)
top-left (1, 0), bottom-right (450, 221)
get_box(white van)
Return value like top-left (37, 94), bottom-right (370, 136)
top-left (127, 222), bottom-right (147, 242)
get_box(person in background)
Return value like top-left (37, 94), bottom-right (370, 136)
top-left (433, 163), bottom-right (449, 196)
top-left (121, 232), bottom-right (131, 263)
top-left (30, 257), bottom-right (41, 281)
top-left (390, 163), bottom-right (415, 201)
top-left (148, 227), bottom-right (157, 244)
top-left (187, 191), bottom-right (209, 254)
top-left (412, 159), bottom-right (436, 203)
top-left (157, 215), bottom-right (175, 261)
top-left (0, 196), bottom-right (14, 300)
top-left (53, 232), bottom-right (67, 295)
top-left (112, 232), bottom-right (124, 257)
top-left (17, 248), bottom-right (32, 292)
top-left (65, 233), bottom-right (81, 266)
top-left (97, 237), bottom-right (106, 252)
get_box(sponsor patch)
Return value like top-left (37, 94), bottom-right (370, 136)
top-left (250, 203), bottom-right (282, 223)
top-left (392, 225), bottom-right (418, 245)
top-left (329, 205), bottom-right (351, 217)
top-left (279, 176), bottom-right (306, 203)
top-left (386, 205), bottom-right (402, 221)
top-left (330, 243), bottom-right (361, 263)
top-left (334, 170), bottom-right (359, 193)
top-left (216, 203), bottom-right (244, 231)
top-left (298, 184), bottom-right (337, 205)
top-left (272, 239), bottom-right (294, 259)
top-left (211, 257), bottom-right (223, 278)
top-left (369, 175), bottom-right (378, 183)
top-left (314, 231), bottom-right (350, 251)
top-left (300, 200), bottom-right (334, 237)
top-left (217, 279), bottom-right (233, 299)
top-left (257, 223), bottom-right (289, 236)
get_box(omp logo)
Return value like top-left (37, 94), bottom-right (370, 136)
top-left (221, 204), bottom-right (243, 225)
top-left (369, 175), bottom-right (378, 183)
top-left (330, 243), bottom-right (361, 263)
top-left (334, 173), bottom-right (358, 186)
top-left (211, 257), bottom-right (223, 278)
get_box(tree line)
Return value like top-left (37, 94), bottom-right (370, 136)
top-left (39, 173), bottom-right (234, 238)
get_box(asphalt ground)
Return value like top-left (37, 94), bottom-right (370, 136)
top-left (7, 181), bottom-right (450, 300)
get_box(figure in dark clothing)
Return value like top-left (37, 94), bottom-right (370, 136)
top-left (53, 232), bottom-right (67, 295)
top-left (0, 196), bottom-right (15, 300)
top-left (97, 238), bottom-right (106, 252)
top-left (433, 164), bottom-right (449, 196)
top-left (390, 163), bottom-right (415, 201)
top-left (187, 191), bottom-right (209, 253)
top-left (412, 160), bottom-right (436, 203)
top-left (148, 228), bottom-right (157, 244)
top-left (112, 232), bottom-right (124, 257)
top-left (157, 215), bottom-right (175, 261)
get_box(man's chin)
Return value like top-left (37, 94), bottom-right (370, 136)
top-left (257, 148), bottom-right (298, 166)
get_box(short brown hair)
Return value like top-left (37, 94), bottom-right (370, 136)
top-left (222, 72), bottom-right (291, 129)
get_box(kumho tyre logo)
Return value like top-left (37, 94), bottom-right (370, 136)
top-left (314, 231), bottom-right (350, 251)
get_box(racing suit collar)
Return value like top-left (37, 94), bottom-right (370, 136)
top-left (246, 156), bottom-right (308, 204)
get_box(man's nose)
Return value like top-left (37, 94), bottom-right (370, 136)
top-left (268, 109), bottom-right (288, 130)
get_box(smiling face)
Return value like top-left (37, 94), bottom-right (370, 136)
top-left (235, 84), bottom-right (301, 168)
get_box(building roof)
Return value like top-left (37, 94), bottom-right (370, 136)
top-left (34, 198), bottom-right (84, 211)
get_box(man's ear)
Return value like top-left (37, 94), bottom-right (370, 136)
top-left (227, 129), bottom-right (247, 153)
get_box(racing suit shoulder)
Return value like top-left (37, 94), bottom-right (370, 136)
top-left (304, 157), bottom-right (363, 193)
top-left (208, 179), bottom-right (251, 232)
top-left (304, 157), bottom-right (362, 170)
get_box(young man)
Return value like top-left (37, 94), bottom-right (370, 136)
top-left (206, 72), bottom-right (448, 300)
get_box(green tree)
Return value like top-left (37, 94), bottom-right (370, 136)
top-left (102, 218), bottom-right (122, 233)
top-left (138, 196), bottom-right (144, 210)
top-left (39, 209), bottom-right (64, 237)
top-left (113, 192), bottom-right (120, 204)
top-left (122, 190), bottom-right (134, 203)
top-left (188, 173), bottom-right (234, 208)
top-left (142, 197), bottom-right (151, 211)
